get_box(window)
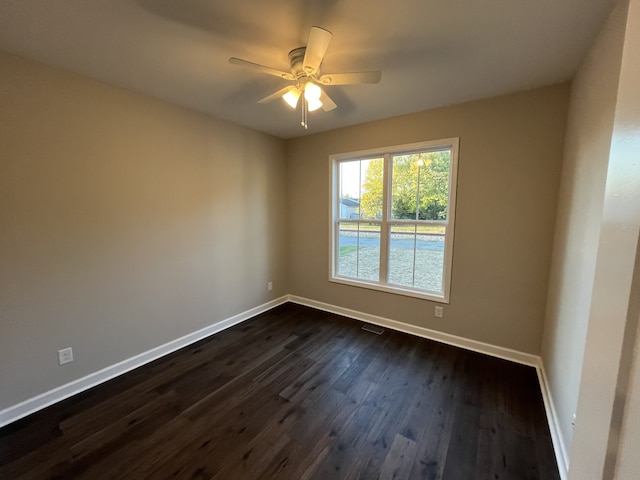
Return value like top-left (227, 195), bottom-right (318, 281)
top-left (330, 139), bottom-right (459, 303)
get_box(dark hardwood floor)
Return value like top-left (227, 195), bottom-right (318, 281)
top-left (0, 303), bottom-right (560, 479)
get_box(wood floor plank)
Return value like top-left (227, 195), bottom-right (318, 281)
top-left (0, 303), bottom-right (560, 480)
top-left (379, 433), bottom-right (419, 480)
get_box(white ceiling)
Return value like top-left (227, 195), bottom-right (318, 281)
top-left (0, 0), bottom-right (614, 139)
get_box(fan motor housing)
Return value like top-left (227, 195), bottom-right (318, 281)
top-left (288, 47), bottom-right (309, 79)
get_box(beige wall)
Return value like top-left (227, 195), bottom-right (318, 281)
top-left (3, 10), bottom-right (638, 477)
top-left (541, 0), bottom-right (627, 462)
top-left (0, 51), bottom-right (288, 410)
top-left (615, 308), bottom-right (640, 478)
top-left (541, 0), bottom-right (640, 477)
top-left (611, 9), bottom-right (640, 478)
top-left (569, 0), bottom-right (640, 476)
top-left (287, 85), bottom-right (569, 354)
top-left (610, 4), bottom-right (640, 477)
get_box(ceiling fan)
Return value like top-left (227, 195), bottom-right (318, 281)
top-left (229, 26), bottom-right (382, 129)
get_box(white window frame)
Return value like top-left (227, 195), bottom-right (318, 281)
top-left (329, 138), bottom-right (459, 303)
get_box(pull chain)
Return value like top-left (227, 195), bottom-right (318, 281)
top-left (300, 97), bottom-right (308, 129)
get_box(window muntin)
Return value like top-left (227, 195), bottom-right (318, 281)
top-left (330, 139), bottom-right (458, 303)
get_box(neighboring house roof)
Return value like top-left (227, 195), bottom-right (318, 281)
top-left (340, 198), bottom-right (360, 207)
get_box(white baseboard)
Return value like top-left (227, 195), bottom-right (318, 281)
top-left (288, 294), bottom-right (568, 479)
top-left (1, 293), bottom-right (569, 480)
top-left (288, 295), bottom-right (539, 366)
top-left (536, 364), bottom-right (569, 480)
top-left (0, 296), bottom-right (288, 428)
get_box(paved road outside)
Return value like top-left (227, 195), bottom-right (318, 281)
top-left (338, 230), bottom-right (444, 292)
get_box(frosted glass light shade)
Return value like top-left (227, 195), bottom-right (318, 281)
top-left (304, 82), bottom-right (322, 101)
top-left (307, 98), bottom-right (323, 111)
top-left (282, 88), bottom-right (301, 108)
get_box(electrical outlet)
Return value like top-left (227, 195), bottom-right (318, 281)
top-left (434, 306), bottom-right (444, 318)
top-left (58, 347), bottom-right (74, 365)
top-left (268, 281), bottom-right (273, 291)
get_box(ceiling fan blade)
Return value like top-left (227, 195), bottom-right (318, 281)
top-left (303, 26), bottom-right (332, 75)
top-left (320, 89), bottom-right (337, 111)
top-left (258, 86), bottom-right (296, 104)
top-left (229, 57), bottom-right (295, 80)
top-left (317, 71), bottom-right (382, 85)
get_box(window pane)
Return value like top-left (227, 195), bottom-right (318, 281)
top-left (388, 224), bottom-right (445, 293)
top-left (332, 138), bottom-right (458, 302)
top-left (391, 150), bottom-right (450, 221)
top-left (337, 222), bottom-right (380, 282)
top-left (339, 158), bottom-right (383, 221)
top-left (338, 222), bottom-right (358, 276)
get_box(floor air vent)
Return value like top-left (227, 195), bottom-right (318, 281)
top-left (361, 324), bottom-right (385, 335)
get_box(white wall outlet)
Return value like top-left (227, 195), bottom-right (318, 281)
top-left (434, 306), bottom-right (444, 318)
top-left (58, 347), bottom-right (74, 365)
top-left (268, 281), bottom-right (273, 291)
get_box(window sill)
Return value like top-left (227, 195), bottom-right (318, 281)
top-left (329, 276), bottom-right (450, 304)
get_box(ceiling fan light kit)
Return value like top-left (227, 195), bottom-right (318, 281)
top-left (282, 88), bottom-right (301, 108)
top-left (229, 26), bottom-right (381, 130)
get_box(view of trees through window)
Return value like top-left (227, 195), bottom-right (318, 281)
top-left (335, 146), bottom-right (455, 297)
